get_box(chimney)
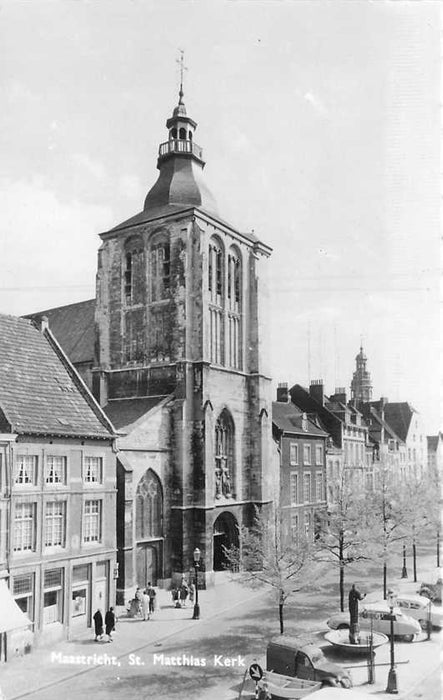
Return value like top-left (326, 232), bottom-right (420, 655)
top-left (276, 382), bottom-right (289, 403)
top-left (333, 387), bottom-right (347, 404)
top-left (32, 315), bottom-right (49, 332)
top-left (309, 379), bottom-right (324, 406)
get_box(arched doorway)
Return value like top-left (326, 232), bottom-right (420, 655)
top-left (135, 469), bottom-right (163, 586)
top-left (213, 512), bottom-right (239, 571)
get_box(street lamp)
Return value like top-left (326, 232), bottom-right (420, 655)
top-left (192, 547), bottom-right (201, 620)
top-left (385, 588), bottom-right (399, 694)
top-left (426, 597), bottom-right (432, 641)
top-left (401, 543), bottom-right (408, 579)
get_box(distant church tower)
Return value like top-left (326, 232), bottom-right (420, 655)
top-left (350, 345), bottom-right (373, 403)
top-left (93, 78), bottom-right (273, 595)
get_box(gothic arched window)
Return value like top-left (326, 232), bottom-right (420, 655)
top-left (227, 246), bottom-right (242, 369)
top-left (124, 236), bottom-right (144, 306)
top-left (214, 410), bottom-right (235, 499)
top-left (135, 469), bottom-right (163, 540)
top-left (150, 236), bottom-right (170, 302)
top-left (208, 237), bottom-right (224, 365)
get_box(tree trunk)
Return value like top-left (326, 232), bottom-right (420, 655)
top-left (437, 529), bottom-right (440, 568)
top-left (279, 602), bottom-right (284, 634)
top-left (383, 560), bottom-right (387, 599)
top-left (339, 530), bottom-right (345, 612)
top-left (413, 540), bottom-right (417, 583)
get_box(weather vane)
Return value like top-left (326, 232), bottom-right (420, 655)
top-left (176, 49), bottom-right (188, 103)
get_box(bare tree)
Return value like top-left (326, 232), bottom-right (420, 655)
top-left (365, 467), bottom-right (409, 598)
top-left (224, 506), bottom-right (322, 634)
top-left (314, 469), bottom-right (372, 611)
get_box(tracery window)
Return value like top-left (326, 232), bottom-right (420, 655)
top-left (208, 238), bottom-right (224, 365)
top-left (124, 237), bottom-right (144, 306)
top-left (214, 410), bottom-right (234, 499)
top-left (150, 238), bottom-right (170, 302)
top-left (227, 246), bottom-right (242, 369)
top-left (136, 470), bottom-right (163, 539)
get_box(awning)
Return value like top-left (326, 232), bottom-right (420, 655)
top-left (0, 579), bottom-right (32, 633)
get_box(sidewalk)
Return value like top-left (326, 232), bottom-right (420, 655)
top-left (0, 578), bottom-right (263, 700)
top-left (0, 555), bottom-right (440, 700)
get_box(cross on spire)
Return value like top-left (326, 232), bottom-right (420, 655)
top-left (176, 49), bottom-right (188, 104)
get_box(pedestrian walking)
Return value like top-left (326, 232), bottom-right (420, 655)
top-left (147, 582), bottom-right (156, 614)
top-left (135, 586), bottom-right (143, 617)
top-left (141, 590), bottom-right (150, 620)
top-left (179, 581), bottom-right (189, 607)
top-left (93, 609), bottom-right (104, 642)
top-left (188, 581), bottom-right (195, 605)
top-left (105, 607), bottom-right (116, 642)
top-left (172, 586), bottom-right (181, 608)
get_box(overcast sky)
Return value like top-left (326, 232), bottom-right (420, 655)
top-left (0, 0), bottom-right (440, 433)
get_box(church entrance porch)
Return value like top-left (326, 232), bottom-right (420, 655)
top-left (213, 512), bottom-right (239, 571)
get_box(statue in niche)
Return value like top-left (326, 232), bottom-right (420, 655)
top-left (221, 465), bottom-right (231, 497)
top-left (215, 467), bottom-right (222, 498)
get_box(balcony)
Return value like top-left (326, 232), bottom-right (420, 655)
top-left (158, 139), bottom-right (203, 161)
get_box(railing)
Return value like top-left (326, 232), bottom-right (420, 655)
top-left (158, 139), bottom-right (203, 160)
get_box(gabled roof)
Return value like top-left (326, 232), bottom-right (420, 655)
top-left (0, 314), bottom-right (114, 439)
top-left (383, 402), bottom-right (416, 443)
top-left (427, 435), bottom-right (442, 452)
top-left (272, 401), bottom-right (328, 437)
top-left (103, 396), bottom-right (168, 432)
top-left (24, 299), bottom-right (95, 365)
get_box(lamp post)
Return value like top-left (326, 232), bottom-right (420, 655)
top-left (385, 588), bottom-right (398, 694)
top-left (192, 547), bottom-right (201, 620)
top-left (426, 597), bottom-right (432, 641)
top-left (401, 543), bottom-right (408, 579)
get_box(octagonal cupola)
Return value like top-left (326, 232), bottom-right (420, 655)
top-left (144, 85), bottom-right (218, 214)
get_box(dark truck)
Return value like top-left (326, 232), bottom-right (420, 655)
top-left (266, 637), bottom-right (352, 690)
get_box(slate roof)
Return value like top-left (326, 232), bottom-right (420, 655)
top-left (25, 299), bottom-right (95, 365)
top-left (272, 401), bottom-right (328, 437)
top-left (0, 314), bottom-right (114, 438)
top-left (106, 205), bottom-right (263, 248)
top-left (427, 435), bottom-right (440, 452)
top-left (383, 402), bottom-right (415, 443)
top-left (103, 397), bottom-right (168, 432)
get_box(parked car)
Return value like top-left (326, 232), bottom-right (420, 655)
top-left (326, 602), bottom-right (421, 642)
top-left (395, 594), bottom-right (443, 629)
top-left (266, 637), bottom-right (352, 689)
top-left (418, 578), bottom-right (442, 604)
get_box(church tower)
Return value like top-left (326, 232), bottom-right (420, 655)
top-left (93, 81), bottom-right (273, 596)
top-left (350, 345), bottom-right (373, 403)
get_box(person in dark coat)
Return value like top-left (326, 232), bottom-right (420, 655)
top-left (93, 609), bottom-right (104, 641)
top-left (348, 584), bottom-right (365, 644)
top-left (105, 607), bottom-right (116, 642)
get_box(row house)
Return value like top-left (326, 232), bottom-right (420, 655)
top-left (0, 314), bottom-right (116, 660)
top-left (273, 384), bottom-right (328, 544)
top-left (289, 381), bottom-right (374, 505)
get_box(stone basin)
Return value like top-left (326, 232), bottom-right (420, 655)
top-left (324, 629), bottom-right (389, 653)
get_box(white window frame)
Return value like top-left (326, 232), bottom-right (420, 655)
top-left (45, 455), bottom-right (67, 485)
top-left (303, 472), bottom-right (311, 503)
top-left (83, 500), bottom-right (102, 544)
top-left (289, 442), bottom-right (299, 466)
top-left (44, 501), bottom-right (66, 548)
top-left (83, 456), bottom-right (103, 485)
top-left (315, 444), bottom-right (323, 465)
top-left (13, 502), bottom-right (36, 552)
top-left (15, 455), bottom-right (38, 486)
top-left (289, 472), bottom-right (299, 505)
top-left (315, 471), bottom-right (323, 501)
top-left (303, 444), bottom-right (311, 465)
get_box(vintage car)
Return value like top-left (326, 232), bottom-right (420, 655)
top-left (395, 593), bottom-right (443, 629)
top-left (418, 579), bottom-right (442, 604)
top-left (326, 602), bottom-right (421, 642)
top-left (266, 637), bottom-right (352, 689)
